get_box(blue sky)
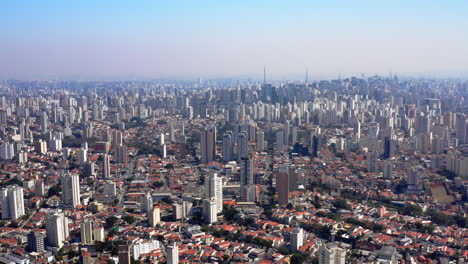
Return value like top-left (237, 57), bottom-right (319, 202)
top-left (1, 0), bottom-right (468, 80)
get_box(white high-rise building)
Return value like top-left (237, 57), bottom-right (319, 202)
top-left (205, 172), bottom-right (223, 213)
top-left (200, 125), bottom-right (216, 164)
top-left (202, 198), bottom-right (218, 224)
top-left (149, 208), bottom-right (160, 227)
top-left (46, 212), bottom-right (69, 248)
top-left (319, 243), bottom-right (346, 264)
top-left (61, 174), bottom-right (80, 208)
top-left (141, 192), bottom-right (153, 213)
top-left (291, 228), bottom-right (304, 250)
top-left (94, 226), bottom-right (105, 242)
top-left (166, 242), bottom-right (179, 264)
top-left (0, 185), bottom-right (25, 220)
top-left (133, 239), bottom-right (160, 260)
top-left (80, 218), bottom-right (94, 244)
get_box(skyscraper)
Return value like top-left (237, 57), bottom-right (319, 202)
top-left (237, 131), bottom-right (248, 161)
top-left (205, 172), bottom-right (223, 213)
top-left (277, 165), bottom-right (289, 206)
top-left (222, 131), bottom-right (233, 162)
top-left (61, 173), bottom-right (81, 208)
top-left (200, 125), bottom-right (216, 164)
top-left (166, 242), bottom-right (179, 264)
top-left (366, 137), bottom-right (379, 173)
top-left (240, 156), bottom-right (254, 202)
top-left (0, 185), bottom-right (25, 220)
top-left (45, 212), bottom-right (69, 248)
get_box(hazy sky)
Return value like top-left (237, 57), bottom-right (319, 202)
top-left (1, 0), bottom-right (468, 80)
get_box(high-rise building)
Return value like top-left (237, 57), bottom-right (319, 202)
top-left (222, 131), bottom-right (233, 162)
top-left (200, 125), bottom-right (216, 164)
top-left (318, 243), bottom-right (346, 264)
top-left (141, 192), bottom-right (153, 213)
top-left (0, 185), bottom-right (25, 220)
top-left (80, 218), bottom-right (94, 244)
top-left (240, 156), bottom-right (254, 201)
top-left (27, 231), bottom-right (46, 253)
top-left (383, 137), bottom-right (393, 159)
top-left (0, 142), bottom-right (15, 160)
top-left (383, 159), bottom-right (393, 179)
top-left (94, 226), bottom-right (105, 242)
top-left (149, 208), bottom-right (160, 227)
top-left (102, 154), bottom-right (110, 178)
top-left (202, 197), bottom-right (218, 224)
top-left (115, 145), bottom-right (127, 164)
top-left (103, 181), bottom-right (117, 196)
top-left (367, 137), bottom-right (379, 173)
top-left (166, 242), bottom-right (179, 264)
top-left (291, 228), bottom-right (304, 250)
top-left (205, 172), bottom-right (223, 213)
top-left (40, 111), bottom-right (48, 134)
top-left (256, 130), bottom-right (265, 151)
top-left (277, 165), bottom-right (289, 206)
top-left (118, 244), bottom-right (131, 264)
top-left (237, 131), bottom-right (248, 161)
top-left (276, 131), bottom-right (284, 152)
top-left (78, 148), bottom-right (87, 164)
top-left (35, 180), bottom-right (45, 196)
top-left (61, 174), bottom-right (81, 208)
top-left (172, 201), bottom-right (192, 220)
top-left (34, 140), bottom-right (47, 154)
top-left (312, 136), bottom-right (319, 157)
top-left (45, 212), bottom-right (69, 248)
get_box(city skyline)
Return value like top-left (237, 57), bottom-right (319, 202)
top-left (1, 0), bottom-right (468, 80)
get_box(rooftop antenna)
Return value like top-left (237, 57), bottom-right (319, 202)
top-left (306, 67), bottom-right (309, 84)
top-left (263, 65), bottom-right (266, 84)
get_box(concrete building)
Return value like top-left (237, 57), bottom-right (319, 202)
top-left (61, 174), bottom-right (80, 208)
top-left (0, 185), bottom-right (25, 220)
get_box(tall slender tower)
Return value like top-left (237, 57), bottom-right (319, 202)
top-left (200, 125), bottom-right (216, 164)
top-left (102, 154), bottom-right (110, 178)
top-left (222, 131), bottom-right (233, 162)
top-left (277, 164), bottom-right (289, 206)
top-left (205, 172), bottom-right (223, 213)
top-left (61, 174), bottom-right (80, 208)
top-left (80, 218), bottom-right (94, 244)
top-left (240, 156), bottom-right (254, 201)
